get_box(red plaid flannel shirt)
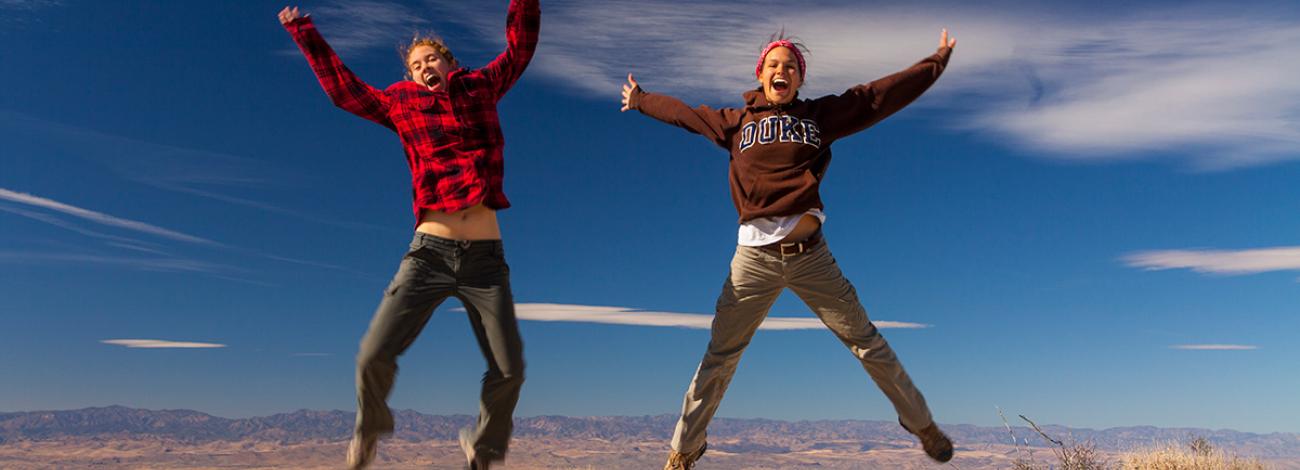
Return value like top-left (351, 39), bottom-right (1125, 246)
top-left (284, 0), bottom-right (540, 225)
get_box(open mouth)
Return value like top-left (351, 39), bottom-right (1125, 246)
top-left (423, 73), bottom-right (443, 89)
top-left (772, 77), bottom-right (790, 93)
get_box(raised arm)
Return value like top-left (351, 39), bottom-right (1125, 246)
top-left (479, 0), bottom-right (541, 100)
top-left (816, 29), bottom-right (955, 141)
top-left (621, 74), bottom-right (737, 150)
top-left (279, 6), bottom-right (395, 131)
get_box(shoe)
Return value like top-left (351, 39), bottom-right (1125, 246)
top-left (901, 419), bottom-right (954, 463)
top-left (663, 442), bottom-right (707, 470)
top-left (459, 427), bottom-right (491, 470)
top-left (346, 433), bottom-right (378, 469)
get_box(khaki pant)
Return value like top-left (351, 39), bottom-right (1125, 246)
top-left (671, 241), bottom-right (933, 453)
top-left (355, 233), bottom-right (524, 461)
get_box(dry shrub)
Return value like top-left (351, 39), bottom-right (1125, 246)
top-left (997, 410), bottom-right (1270, 470)
top-left (1119, 437), bottom-right (1269, 470)
top-left (1012, 442), bottom-right (1110, 470)
top-left (1058, 441), bottom-right (1109, 470)
top-left (1002, 411), bottom-right (1109, 470)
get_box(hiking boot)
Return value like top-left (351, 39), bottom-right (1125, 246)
top-left (346, 433), bottom-right (378, 470)
top-left (459, 427), bottom-right (492, 470)
top-left (663, 442), bottom-right (707, 470)
top-left (901, 419), bottom-right (954, 463)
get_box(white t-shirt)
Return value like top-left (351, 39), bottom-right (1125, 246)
top-left (736, 209), bottom-right (826, 247)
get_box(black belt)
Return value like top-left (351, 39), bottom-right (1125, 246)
top-left (758, 230), bottom-right (823, 256)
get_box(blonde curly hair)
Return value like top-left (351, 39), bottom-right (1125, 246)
top-left (401, 34), bottom-right (457, 79)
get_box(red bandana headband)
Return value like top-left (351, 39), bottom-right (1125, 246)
top-left (755, 40), bottom-right (806, 80)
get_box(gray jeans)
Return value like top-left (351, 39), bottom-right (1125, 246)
top-left (671, 240), bottom-right (933, 453)
top-left (355, 233), bottom-right (524, 460)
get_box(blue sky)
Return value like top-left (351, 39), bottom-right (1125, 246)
top-left (2, 0), bottom-right (1299, 434)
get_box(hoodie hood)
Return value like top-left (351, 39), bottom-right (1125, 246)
top-left (743, 88), bottom-right (801, 111)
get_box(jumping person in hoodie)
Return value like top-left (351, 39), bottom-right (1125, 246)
top-left (279, 2), bottom-right (538, 469)
top-left (622, 29), bottom-right (957, 469)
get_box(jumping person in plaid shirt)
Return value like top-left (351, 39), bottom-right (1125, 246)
top-left (279, 2), bottom-right (539, 468)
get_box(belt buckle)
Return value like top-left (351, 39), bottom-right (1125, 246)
top-left (779, 242), bottom-right (804, 256)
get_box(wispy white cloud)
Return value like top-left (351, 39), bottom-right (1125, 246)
top-left (102, 241), bottom-right (172, 257)
top-left (0, 252), bottom-right (232, 274)
top-left (507, 303), bottom-right (931, 330)
top-left (1123, 247), bottom-right (1300, 275)
top-left (422, 0), bottom-right (1300, 169)
top-left (0, 188), bottom-right (218, 246)
top-left (1, 196), bottom-right (334, 283)
top-left (0, 203), bottom-right (160, 248)
top-left (0, 112), bottom-right (388, 233)
top-left (1170, 344), bottom-right (1259, 351)
top-left (1, 111), bottom-right (274, 190)
top-left (0, 198), bottom-right (267, 279)
top-left (0, 0), bottom-right (60, 11)
top-left (1, 187), bottom-right (374, 281)
top-left (422, 0), bottom-right (764, 102)
top-left (0, 0), bottom-right (59, 6)
top-left (261, 254), bottom-right (362, 275)
top-left (286, 1), bottom-right (430, 55)
top-left (102, 339), bottom-right (226, 349)
top-left (972, 16), bottom-right (1300, 170)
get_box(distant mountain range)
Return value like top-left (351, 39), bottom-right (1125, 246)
top-left (2, 406), bottom-right (1298, 458)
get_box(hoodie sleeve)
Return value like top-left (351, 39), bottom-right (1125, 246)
top-left (627, 88), bottom-right (739, 150)
top-left (814, 47), bottom-right (951, 142)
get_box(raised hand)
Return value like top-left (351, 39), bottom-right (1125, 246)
top-left (620, 73), bottom-right (640, 112)
top-left (278, 6), bottom-right (306, 25)
top-left (940, 28), bottom-right (956, 49)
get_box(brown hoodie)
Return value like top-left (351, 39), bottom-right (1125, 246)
top-left (629, 47), bottom-right (952, 223)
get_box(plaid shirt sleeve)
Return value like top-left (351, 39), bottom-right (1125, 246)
top-left (477, 0), bottom-right (540, 100)
top-left (284, 17), bottom-right (396, 131)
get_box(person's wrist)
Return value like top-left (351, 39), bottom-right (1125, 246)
top-left (628, 88), bottom-right (642, 109)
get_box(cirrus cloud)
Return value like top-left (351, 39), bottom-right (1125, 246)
top-left (102, 339), bottom-right (226, 349)
top-left (412, 0), bottom-right (1300, 170)
top-left (1123, 247), bottom-right (1300, 276)
top-left (507, 303), bottom-right (931, 330)
top-left (1170, 344), bottom-right (1259, 351)
top-left (0, 187), bottom-right (218, 247)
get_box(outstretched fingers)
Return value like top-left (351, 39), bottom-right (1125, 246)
top-left (620, 73), bottom-right (640, 112)
top-left (939, 28), bottom-right (956, 49)
top-left (278, 6), bottom-right (304, 25)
